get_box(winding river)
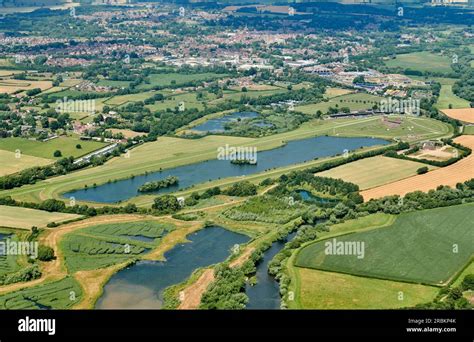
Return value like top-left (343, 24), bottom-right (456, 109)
top-left (245, 231), bottom-right (297, 309)
top-left (64, 136), bottom-right (388, 203)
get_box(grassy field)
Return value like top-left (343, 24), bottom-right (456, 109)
top-left (0, 149), bottom-right (52, 176)
top-left (0, 276), bottom-right (82, 309)
top-left (296, 92), bottom-right (384, 115)
top-left (61, 221), bottom-right (174, 273)
top-left (0, 136), bottom-right (108, 160)
top-left (434, 78), bottom-right (471, 109)
top-left (324, 87), bottom-right (354, 99)
top-left (385, 51), bottom-right (453, 73)
top-left (464, 126), bottom-right (474, 135)
top-left (0, 116), bottom-right (452, 206)
top-left (0, 231), bottom-right (21, 277)
top-left (145, 92), bottom-right (207, 112)
top-left (293, 267), bottom-right (438, 309)
top-left (317, 156), bottom-right (437, 190)
top-left (295, 204), bottom-right (474, 285)
top-left (0, 205), bottom-right (81, 230)
top-left (137, 73), bottom-right (225, 90)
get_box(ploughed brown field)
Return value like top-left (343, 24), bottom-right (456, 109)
top-left (441, 108), bottom-right (474, 124)
top-left (361, 135), bottom-right (474, 200)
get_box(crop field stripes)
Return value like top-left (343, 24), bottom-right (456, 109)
top-left (295, 204), bottom-right (474, 286)
top-left (0, 277), bottom-right (82, 309)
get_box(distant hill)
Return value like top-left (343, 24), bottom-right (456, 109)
top-left (0, 0), bottom-right (68, 7)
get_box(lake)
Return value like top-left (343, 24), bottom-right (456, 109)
top-left (192, 111), bottom-right (259, 132)
top-left (95, 226), bottom-right (249, 309)
top-left (64, 136), bottom-right (388, 203)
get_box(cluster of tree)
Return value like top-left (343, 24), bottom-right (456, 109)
top-left (199, 263), bottom-right (251, 309)
top-left (223, 181), bottom-right (257, 197)
top-left (0, 265), bottom-right (41, 286)
top-left (0, 196), bottom-right (141, 218)
top-left (276, 171), bottom-right (360, 197)
top-left (137, 176), bottom-right (179, 193)
top-left (415, 274), bottom-right (473, 309)
top-left (184, 187), bottom-right (221, 207)
top-left (453, 67), bottom-right (474, 105)
top-left (230, 158), bottom-right (257, 165)
top-left (151, 194), bottom-right (181, 214)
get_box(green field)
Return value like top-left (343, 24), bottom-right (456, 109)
top-left (385, 51), bottom-right (453, 73)
top-left (433, 78), bottom-right (471, 109)
top-left (463, 126), bottom-right (474, 135)
top-left (96, 80), bottom-right (131, 88)
top-left (0, 276), bottom-right (82, 309)
top-left (145, 92), bottom-right (208, 112)
top-left (0, 136), bottom-right (108, 160)
top-left (295, 204), bottom-right (474, 285)
top-left (0, 231), bottom-right (21, 277)
top-left (0, 149), bottom-right (53, 176)
top-left (296, 92), bottom-right (384, 115)
top-left (137, 72), bottom-right (225, 90)
top-left (0, 116), bottom-right (452, 206)
top-left (61, 221), bottom-right (174, 273)
top-left (0, 205), bottom-right (82, 230)
top-left (293, 267), bottom-right (438, 309)
top-left (317, 156), bottom-right (437, 190)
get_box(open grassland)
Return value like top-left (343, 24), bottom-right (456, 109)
top-left (295, 204), bottom-right (474, 285)
top-left (108, 128), bottom-right (145, 138)
top-left (435, 78), bottom-right (471, 110)
top-left (317, 156), bottom-right (437, 190)
top-left (0, 276), bottom-right (82, 309)
top-left (296, 92), bottom-right (384, 115)
top-left (324, 87), bottom-right (354, 98)
top-left (0, 116), bottom-right (451, 205)
top-left (0, 136), bottom-right (108, 160)
top-left (464, 126), bottom-right (474, 135)
top-left (0, 232), bottom-right (21, 277)
top-left (361, 135), bottom-right (474, 200)
top-left (441, 108), bottom-right (474, 124)
top-left (0, 149), bottom-right (52, 176)
top-left (385, 51), bottom-right (453, 73)
top-left (145, 92), bottom-right (207, 112)
top-left (137, 72), bottom-right (225, 90)
top-left (212, 88), bottom-right (287, 103)
top-left (104, 90), bottom-right (161, 106)
top-left (320, 115), bottom-right (451, 141)
top-left (61, 221), bottom-right (174, 273)
top-left (293, 267), bottom-right (438, 309)
top-left (0, 205), bottom-right (81, 230)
